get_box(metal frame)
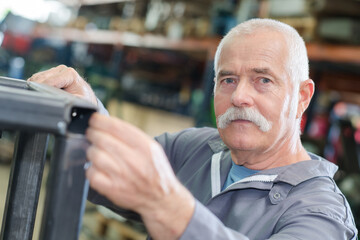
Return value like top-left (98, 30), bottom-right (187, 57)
top-left (0, 76), bottom-right (97, 240)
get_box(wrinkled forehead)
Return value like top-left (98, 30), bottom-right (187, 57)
top-left (217, 31), bottom-right (291, 77)
top-left (225, 29), bottom-right (290, 56)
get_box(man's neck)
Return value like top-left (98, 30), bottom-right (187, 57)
top-left (230, 137), bottom-right (311, 170)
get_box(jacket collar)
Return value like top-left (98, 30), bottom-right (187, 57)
top-left (260, 153), bottom-right (338, 186)
top-left (208, 138), bottom-right (227, 153)
top-left (208, 137), bottom-right (338, 189)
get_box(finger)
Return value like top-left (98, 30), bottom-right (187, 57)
top-left (28, 65), bottom-right (57, 79)
top-left (86, 126), bottom-right (156, 185)
top-left (86, 164), bottom-right (113, 196)
top-left (89, 113), bottom-right (152, 148)
top-left (86, 125), bottom-right (154, 178)
top-left (86, 127), bottom-right (132, 164)
top-left (28, 65), bottom-right (98, 105)
top-left (86, 145), bottom-right (124, 179)
top-left (87, 162), bottom-right (140, 210)
top-left (87, 114), bottom-right (171, 176)
top-left (28, 65), bottom-right (63, 81)
top-left (28, 65), bottom-right (75, 88)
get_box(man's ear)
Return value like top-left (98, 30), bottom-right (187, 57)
top-left (297, 79), bottom-right (315, 119)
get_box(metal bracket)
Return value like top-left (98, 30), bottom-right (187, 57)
top-left (0, 76), bottom-right (97, 240)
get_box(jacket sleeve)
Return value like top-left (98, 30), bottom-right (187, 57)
top-left (181, 193), bottom-right (357, 240)
top-left (96, 98), bottom-right (109, 115)
top-left (181, 199), bottom-right (357, 240)
top-left (180, 200), bottom-right (250, 240)
top-left (87, 186), bottom-right (142, 222)
top-left (269, 196), bottom-right (357, 240)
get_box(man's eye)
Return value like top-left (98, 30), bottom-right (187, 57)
top-left (260, 78), bottom-right (271, 84)
top-left (223, 78), bottom-right (235, 84)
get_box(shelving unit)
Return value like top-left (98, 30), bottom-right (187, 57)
top-left (56, 0), bottom-right (135, 6)
top-left (32, 25), bottom-right (360, 63)
top-left (32, 26), bottom-right (220, 58)
top-left (307, 42), bottom-right (360, 64)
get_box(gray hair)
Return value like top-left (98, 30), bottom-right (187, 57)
top-left (214, 18), bottom-right (309, 85)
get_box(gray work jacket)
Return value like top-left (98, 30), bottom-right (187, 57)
top-left (156, 127), bottom-right (357, 239)
top-left (89, 127), bottom-right (358, 239)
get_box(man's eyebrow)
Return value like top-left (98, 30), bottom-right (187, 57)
top-left (217, 70), bottom-right (235, 77)
top-left (252, 68), bottom-right (272, 74)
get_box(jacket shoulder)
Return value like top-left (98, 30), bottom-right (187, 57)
top-left (155, 127), bottom-right (220, 171)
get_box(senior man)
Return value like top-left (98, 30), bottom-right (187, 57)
top-left (29, 19), bottom-right (357, 239)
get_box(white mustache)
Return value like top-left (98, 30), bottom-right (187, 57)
top-left (217, 107), bottom-right (272, 132)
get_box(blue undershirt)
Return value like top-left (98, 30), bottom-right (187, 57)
top-left (222, 162), bottom-right (259, 190)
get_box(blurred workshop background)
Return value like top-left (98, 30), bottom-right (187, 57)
top-left (0, 0), bottom-right (359, 239)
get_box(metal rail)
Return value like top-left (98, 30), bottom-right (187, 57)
top-left (0, 76), bottom-right (97, 240)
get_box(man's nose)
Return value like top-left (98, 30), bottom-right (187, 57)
top-left (231, 80), bottom-right (254, 107)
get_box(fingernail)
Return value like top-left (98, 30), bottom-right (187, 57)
top-left (84, 162), bottom-right (92, 170)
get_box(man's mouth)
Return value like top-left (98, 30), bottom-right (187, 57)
top-left (231, 119), bottom-right (252, 123)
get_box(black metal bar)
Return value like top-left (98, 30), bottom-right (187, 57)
top-left (0, 132), bottom-right (49, 240)
top-left (0, 76), bottom-right (96, 135)
top-left (39, 133), bottom-right (90, 240)
top-left (0, 76), bottom-right (96, 240)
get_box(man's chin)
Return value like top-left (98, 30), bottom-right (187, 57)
top-left (223, 138), bottom-right (258, 152)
